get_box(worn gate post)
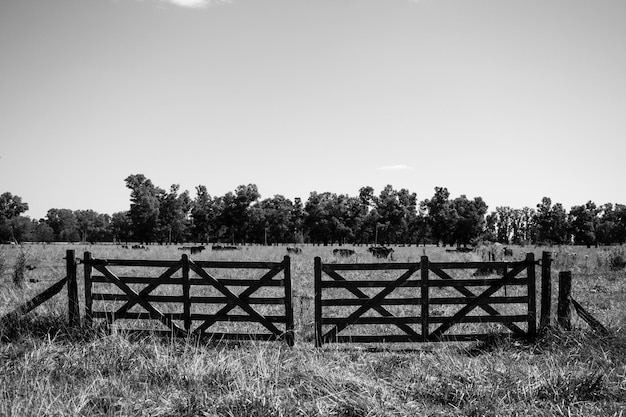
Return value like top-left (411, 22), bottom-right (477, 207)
top-left (525, 253), bottom-right (537, 337)
top-left (558, 271), bottom-right (572, 330)
top-left (314, 256), bottom-right (323, 347)
top-left (539, 251), bottom-right (552, 332)
top-left (66, 249), bottom-right (80, 327)
top-left (181, 254), bottom-right (191, 333)
top-left (283, 255), bottom-right (295, 347)
top-left (420, 256), bottom-right (429, 342)
top-left (83, 252), bottom-right (93, 327)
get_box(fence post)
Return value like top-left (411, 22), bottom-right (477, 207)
top-left (181, 254), bottom-right (191, 333)
top-left (558, 271), bottom-right (572, 330)
top-left (539, 251), bottom-right (552, 332)
top-left (84, 252), bottom-right (93, 327)
top-left (66, 250), bottom-right (80, 327)
top-left (526, 252), bottom-right (537, 338)
top-left (314, 256), bottom-right (323, 347)
top-left (420, 256), bottom-right (429, 342)
top-left (283, 255), bottom-right (295, 347)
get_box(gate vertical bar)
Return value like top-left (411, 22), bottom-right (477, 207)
top-left (181, 254), bottom-right (191, 333)
top-left (526, 253), bottom-right (537, 337)
top-left (314, 256), bottom-right (323, 347)
top-left (66, 250), bottom-right (80, 327)
top-left (83, 252), bottom-right (93, 327)
top-left (420, 256), bottom-right (429, 342)
top-left (539, 251), bottom-right (552, 332)
top-left (283, 255), bottom-right (295, 347)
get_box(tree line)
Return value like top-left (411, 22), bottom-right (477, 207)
top-left (1, 174), bottom-right (625, 246)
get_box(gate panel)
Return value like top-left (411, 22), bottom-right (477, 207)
top-left (83, 252), bottom-right (294, 345)
top-left (315, 254), bottom-right (538, 346)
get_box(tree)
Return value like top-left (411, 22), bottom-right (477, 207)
top-left (218, 184), bottom-right (260, 243)
top-left (247, 195), bottom-right (294, 244)
top-left (451, 195), bottom-right (488, 247)
top-left (46, 208), bottom-right (79, 242)
top-left (291, 197), bottom-right (306, 243)
top-left (304, 192), bottom-right (334, 245)
top-left (0, 192), bottom-right (29, 242)
top-left (33, 219), bottom-right (55, 243)
top-left (190, 185), bottom-right (221, 243)
top-left (157, 184), bottom-right (191, 243)
top-left (569, 201), bottom-right (598, 247)
top-left (374, 185), bottom-right (418, 244)
top-left (0, 192), bottom-right (29, 220)
top-left (596, 203), bottom-right (618, 245)
top-left (125, 174), bottom-right (163, 243)
top-left (494, 206), bottom-right (513, 244)
top-left (614, 204), bottom-right (626, 245)
top-left (110, 211), bottom-right (132, 243)
top-left (533, 197), bottom-right (570, 245)
top-left (424, 187), bottom-right (458, 246)
top-left (484, 212), bottom-right (497, 242)
top-left (5, 216), bottom-right (35, 242)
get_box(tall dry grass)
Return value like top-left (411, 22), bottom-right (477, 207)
top-left (0, 243), bottom-right (624, 416)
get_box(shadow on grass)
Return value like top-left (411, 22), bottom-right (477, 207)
top-left (0, 313), bottom-right (98, 344)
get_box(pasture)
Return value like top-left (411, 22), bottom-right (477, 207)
top-left (0, 243), bottom-right (625, 416)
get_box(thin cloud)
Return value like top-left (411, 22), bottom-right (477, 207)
top-left (377, 164), bottom-right (413, 171)
top-left (159, 0), bottom-right (231, 9)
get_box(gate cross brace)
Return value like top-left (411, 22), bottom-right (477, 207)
top-left (321, 267), bottom-right (421, 340)
top-left (428, 265), bottom-right (525, 336)
top-left (94, 264), bottom-right (187, 337)
top-left (429, 263), bottom-right (529, 340)
top-left (108, 264), bottom-right (182, 322)
top-left (189, 260), bottom-right (284, 337)
top-left (323, 265), bottom-right (420, 343)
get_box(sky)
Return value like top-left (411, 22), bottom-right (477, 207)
top-left (1, 0), bottom-right (625, 220)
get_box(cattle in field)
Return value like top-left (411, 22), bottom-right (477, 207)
top-left (190, 245), bottom-right (206, 255)
top-left (132, 244), bottom-right (146, 250)
top-left (333, 248), bottom-right (355, 257)
top-left (212, 245), bottom-right (238, 251)
top-left (368, 246), bottom-right (394, 259)
top-left (286, 247), bottom-right (302, 254)
top-left (503, 247), bottom-right (513, 257)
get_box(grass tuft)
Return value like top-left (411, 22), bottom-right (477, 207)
top-left (11, 247), bottom-right (28, 287)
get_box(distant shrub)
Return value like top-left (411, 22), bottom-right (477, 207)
top-left (608, 249), bottom-right (626, 271)
top-left (0, 249), bottom-right (5, 278)
top-left (12, 248), bottom-right (28, 287)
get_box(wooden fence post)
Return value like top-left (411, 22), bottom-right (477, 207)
top-left (314, 256), bottom-right (323, 347)
top-left (420, 256), bottom-right (429, 342)
top-left (539, 251), bottom-right (552, 332)
top-left (526, 252), bottom-right (537, 337)
top-left (283, 255), bottom-right (295, 347)
top-left (66, 250), bottom-right (80, 327)
top-left (558, 271), bottom-right (572, 330)
top-left (83, 252), bottom-right (93, 327)
top-left (181, 254), bottom-right (191, 333)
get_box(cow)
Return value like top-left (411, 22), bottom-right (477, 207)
top-left (333, 248), bottom-right (355, 257)
top-left (131, 244), bottom-right (146, 250)
top-left (286, 247), bottom-right (302, 254)
top-left (190, 245), bottom-right (206, 255)
top-left (212, 245), bottom-right (238, 251)
top-left (368, 246), bottom-right (394, 259)
top-left (503, 247), bottom-right (513, 257)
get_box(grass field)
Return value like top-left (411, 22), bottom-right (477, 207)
top-left (1, 243), bottom-right (625, 416)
